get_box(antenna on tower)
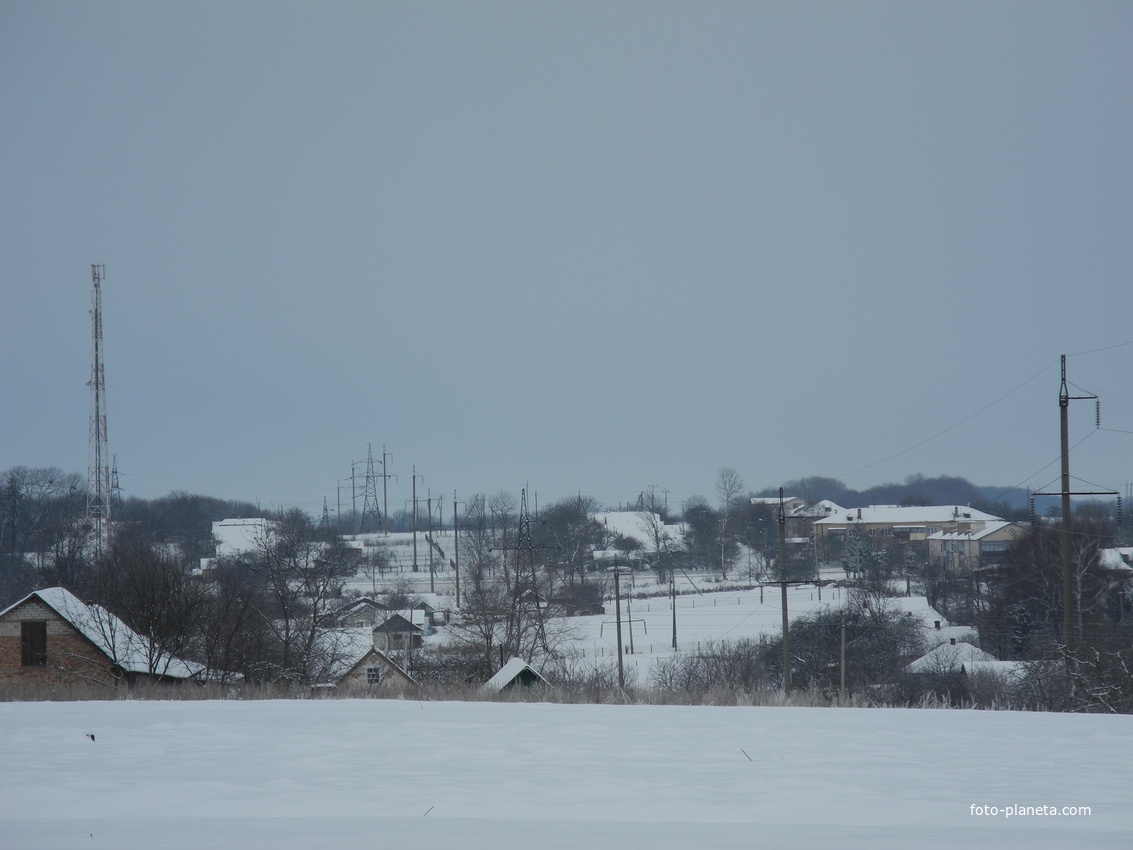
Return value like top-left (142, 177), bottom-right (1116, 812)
top-left (359, 443), bottom-right (382, 532)
top-left (86, 264), bottom-right (112, 557)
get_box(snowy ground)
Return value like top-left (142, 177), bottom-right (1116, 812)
top-left (2, 698), bottom-right (1129, 849)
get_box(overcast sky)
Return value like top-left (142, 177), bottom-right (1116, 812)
top-left (3, 1), bottom-right (1131, 517)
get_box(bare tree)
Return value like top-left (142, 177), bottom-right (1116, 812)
top-left (225, 508), bottom-right (359, 683)
top-left (715, 467), bottom-right (744, 578)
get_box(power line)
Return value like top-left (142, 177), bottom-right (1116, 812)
top-left (836, 360), bottom-right (1058, 480)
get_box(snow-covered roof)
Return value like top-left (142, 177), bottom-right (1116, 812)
top-left (1098, 547), bottom-right (1133, 572)
top-left (906, 641), bottom-right (996, 674)
top-left (317, 628), bottom-right (414, 684)
top-left (962, 660), bottom-right (1027, 682)
top-left (814, 505), bottom-right (1004, 525)
top-left (1, 587), bottom-right (203, 679)
top-left (926, 521), bottom-right (1024, 542)
top-left (480, 657), bottom-right (548, 692)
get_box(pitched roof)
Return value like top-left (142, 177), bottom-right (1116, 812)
top-left (317, 628), bottom-right (416, 684)
top-left (1, 587), bottom-right (203, 679)
top-left (480, 657), bottom-right (548, 692)
top-left (373, 613), bottom-right (424, 634)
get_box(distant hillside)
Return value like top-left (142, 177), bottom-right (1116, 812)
top-left (754, 474), bottom-right (1033, 519)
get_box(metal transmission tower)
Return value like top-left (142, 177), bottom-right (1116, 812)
top-left (359, 443), bottom-right (383, 532)
top-left (86, 264), bottom-right (112, 557)
top-left (506, 489), bottom-right (552, 656)
top-left (110, 454), bottom-right (123, 512)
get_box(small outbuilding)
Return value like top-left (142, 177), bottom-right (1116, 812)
top-left (480, 657), bottom-right (549, 693)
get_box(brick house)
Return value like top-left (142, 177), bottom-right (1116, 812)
top-left (0, 587), bottom-right (203, 689)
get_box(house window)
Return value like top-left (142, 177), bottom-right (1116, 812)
top-left (21, 621), bottom-right (47, 667)
top-left (366, 667), bottom-right (382, 685)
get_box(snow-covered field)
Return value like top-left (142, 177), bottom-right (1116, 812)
top-left (2, 698), bottom-right (1129, 849)
top-left (558, 581), bottom-right (968, 680)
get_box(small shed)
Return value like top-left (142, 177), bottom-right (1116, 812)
top-left (480, 657), bottom-right (549, 693)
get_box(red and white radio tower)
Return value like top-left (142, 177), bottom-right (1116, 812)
top-left (87, 263), bottom-right (112, 557)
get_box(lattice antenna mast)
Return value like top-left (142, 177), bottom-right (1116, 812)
top-left (359, 443), bottom-right (383, 532)
top-left (87, 264), bottom-right (111, 557)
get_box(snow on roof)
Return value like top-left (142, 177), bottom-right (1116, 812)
top-left (1098, 547), bottom-right (1133, 572)
top-left (2, 587), bottom-right (203, 679)
top-left (814, 505), bottom-right (1004, 525)
top-left (480, 657), bottom-right (548, 692)
top-left (962, 660), bottom-right (1027, 682)
top-left (926, 521), bottom-right (1023, 541)
top-left (906, 641), bottom-right (996, 673)
top-left (317, 628), bottom-right (414, 683)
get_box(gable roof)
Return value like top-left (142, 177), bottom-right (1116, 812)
top-left (1, 587), bottom-right (203, 679)
top-left (373, 613), bottom-right (424, 634)
top-left (480, 657), bottom-right (549, 692)
top-left (317, 629), bottom-right (416, 685)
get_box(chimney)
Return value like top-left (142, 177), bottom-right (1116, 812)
top-left (934, 620), bottom-right (941, 630)
top-left (950, 638), bottom-right (957, 646)
top-left (857, 507), bottom-right (862, 520)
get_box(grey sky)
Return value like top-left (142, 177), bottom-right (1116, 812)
top-left (3, 1), bottom-right (1131, 516)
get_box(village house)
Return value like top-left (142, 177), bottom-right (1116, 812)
top-left (317, 628), bottom-right (417, 692)
top-left (372, 613), bottom-right (425, 653)
top-left (0, 587), bottom-right (204, 689)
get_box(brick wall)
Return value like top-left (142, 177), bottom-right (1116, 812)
top-left (0, 598), bottom-right (119, 689)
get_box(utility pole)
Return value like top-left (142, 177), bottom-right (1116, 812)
top-left (86, 264), bottom-right (111, 558)
top-left (614, 566), bottom-right (625, 689)
top-left (350, 460), bottom-right (358, 533)
top-left (411, 466), bottom-right (422, 573)
top-left (427, 491), bottom-right (435, 593)
top-left (1033, 356), bottom-right (1113, 659)
top-left (840, 611), bottom-right (847, 700)
top-left (453, 492), bottom-right (461, 608)
top-left (671, 570), bottom-right (677, 650)
top-left (381, 445), bottom-right (395, 532)
top-left (779, 488), bottom-right (791, 693)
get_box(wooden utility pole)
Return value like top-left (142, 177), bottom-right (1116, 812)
top-left (614, 567), bottom-right (625, 689)
top-left (671, 571), bottom-right (677, 650)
